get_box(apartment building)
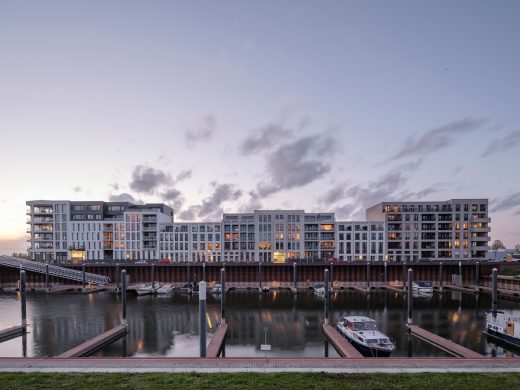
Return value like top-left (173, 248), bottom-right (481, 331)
top-left (26, 200), bottom-right (174, 262)
top-left (167, 222), bottom-right (222, 263)
top-left (366, 199), bottom-right (490, 262)
top-left (336, 221), bottom-right (385, 262)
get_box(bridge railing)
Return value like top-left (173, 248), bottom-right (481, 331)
top-left (0, 256), bottom-right (111, 286)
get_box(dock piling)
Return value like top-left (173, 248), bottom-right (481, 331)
top-left (121, 269), bottom-right (127, 325)
top-left (115, 264), bottom-right (120, 293)
top-left (407, 268), bottom-right (413, 325)
top-left (366, 261), bottom-right (370, 292)
top-left (384, 261), bottom-right (388, 284)
top-left (439, 261), bottom-right (443, 292)
top-left (475, 262), bottom-right (480, 289)
top-left (492, 268), bottom-right (498, 317)
top-left (151, 263), bottom-right (155, 291)
top-left (459, 261), bottom-right (462, 286)
top-left (324, 269), bottom-right (329, 325)
top-left (199, 280), bottom-right (207, 357)
top-left (221, 268), bottom-right (226, 323)
top-left (258, 262), bottom-right (262, 290)
top-left (402, 262), bottom-right (406, 290)
top-left (202, 262), bottom-right (206, 281)
top-left (45, 264), bottom-right (49, 292)
top-left (82, 263), bottom-right (86, 293)
top-left (20, 270), bottom-right (27, 327)
top-left (293, 262), bottom-right (297, 290)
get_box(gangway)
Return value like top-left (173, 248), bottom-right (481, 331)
top-left (0, 256), bottom-right (110, 286)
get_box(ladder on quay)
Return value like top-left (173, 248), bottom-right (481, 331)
top-left (0, 255), bottom-right (111, 286)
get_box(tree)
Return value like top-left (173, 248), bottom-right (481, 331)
top-left (491, 240), bottom-right (506, 260)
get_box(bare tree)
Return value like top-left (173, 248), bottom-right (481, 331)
top-left (491, 240), bottom-right (506, 260)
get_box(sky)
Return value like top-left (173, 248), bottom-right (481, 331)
top-left (1, 0), bottom-right (519, 254)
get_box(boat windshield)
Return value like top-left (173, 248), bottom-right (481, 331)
top-left (352, 321), bottom-right (377, 331)
top-left (417, 281), bottom-right (432, 287)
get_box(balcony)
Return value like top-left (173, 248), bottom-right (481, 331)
top-left (471, 217), bottom-right (491, 223)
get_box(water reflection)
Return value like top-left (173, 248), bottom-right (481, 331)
top-left (0, 289), bottom-right (519, 358)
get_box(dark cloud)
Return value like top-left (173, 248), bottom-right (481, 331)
top-left (390, 118), bottom-right (487, 160)
top-left (177, 183), bottom-right (242, 221)
top-left (161, 188), bottom-right (184, 210)
top-left (239, 123), bottom-right (293, 155)
top-left (108, 193), bottom-right (143, 204)
top-left (481, 130), bottom-right (520, 157)
top-left (491, 192), bottom-right (520, 213)
top-left (334, 204), bottom-right (360, 220)
top-left (129, 165), bottom-right (171, 194)
top-left (238, 194), bottom-right (263, 213)
top-left (184, 115), bottom-right (217, 147)
top-left (175, 169), bottom-right (192, 183)
top-left (255, 134), bottom-right (337, 197)
top-left (319, 185), bottom-right (346, 205)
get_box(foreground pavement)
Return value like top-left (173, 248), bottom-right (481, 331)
top-left (0, 357), bottom-right (519, 373)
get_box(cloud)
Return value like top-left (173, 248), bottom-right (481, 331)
top-left (334, 204), bottom-right (360, 220)
top-left (108, 193), bottom-right (143, 204)
top-left (319, 185), bottom-right (346, 205)
top-left (390, 118), bottom-right (487, 160)
top-left (177, 183), bottom-right (242, 221)
top-left (184, 115), bottom-right (217, 147)
top-left (481, 130), bottom-right (520, 157)
top-left (73, 186), bottom-right (82, 193)
top-left (239, 123), bottom-right (293, 155)
top-left (255, 134), bottom-right (337, 197)
top-left (129, 165), bottom-right (171, 194)
top-left (491, 192), bottom-right (520, 213)
top-left (161, 188), bottom-right (184, 210)
top-left (175, 169), bottom-right (192, 183)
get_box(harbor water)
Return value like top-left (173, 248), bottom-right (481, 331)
top-left (0, 289), bottom-right (518, 358)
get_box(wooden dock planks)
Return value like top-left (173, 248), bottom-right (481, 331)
top-left (407, 324), bottom-right (483, 358)
top-left (323, 325), bottom-right (364, 358)
top-left (57, 324), bottom-right (127, 358)
top-left (0, 325), bottom-right (26, 341)
top-left (206, 324), bottom-right (227, 358)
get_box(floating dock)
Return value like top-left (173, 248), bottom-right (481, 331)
top-left (0, 325), bottom-right (26, 341)
top-left (381, 285), bottom-right (405, 293)
top-left (349, 286), bottom-right (369, 294)
top-left (407, 324), bottom-right (483, 358)
top-left (57, 324), bottom-right (127, 358)
top-left (206, 324), bottom-right (227, 358)
top-left (323, 325), bottom-right (364, 358)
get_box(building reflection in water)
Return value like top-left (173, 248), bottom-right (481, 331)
top-left (0, 289), bottom-right (519, 358)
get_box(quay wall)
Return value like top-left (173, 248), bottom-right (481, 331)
top-left (0, 261), bottom-right (513, 289)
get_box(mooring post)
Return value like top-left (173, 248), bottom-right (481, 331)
top-left (492, 268), bottom-right (498, 317)
top-left (121, 269), bottom-right (127, 326)
top-left (199, 280), bottom-right (207, 357)
top-left (439, 261), bottom-right (443, 292)
top-left (475, 261), bottom-right (480, 289)
top-left (221, 267), bottom-right (226, 324)
top-left (366, 261), bottom-right (371, 292)
top-left (459, 261), bottom-right (462, 286)
top-left (116, 263), bottom-right (120, 293)
top-left (407, 268), bottom-right (413, 325)
top-left (258, 261), bottom-right (262, 290)
top-left (324, 269), bottom-right (330, 325)
top-left (20, 269), bottom-right (27, 327)
top-left (402, 262), bottom-right (406, 290)
top-left (384, 261), bottom-right (388, 284)
top-left (82, 263), bottom-right (86, 293)
top-left (293, 262), bottom-right (297, 290)
top-left (151, 263), bottom-right (156, 292)
top-left (202, 262), bottom-right (206, 281)
top-left (45, 264), bottom-right (49, 292)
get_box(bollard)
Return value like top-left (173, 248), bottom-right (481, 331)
top-left (324, 269), bottom-right (329, 325)
top-left (221, 268), bottom-right (226, 323)
top-left (439, 261), bottom-right (443, 292)
top-left (121, 269), bottom-right (128, 325)
top-left (45, 264), bottom-right (49, 292)
top-left (366, 261), bottom-right (371, 291)
top-left (151, 263), bottom-right (155, 292)
top-left (202, 262), bottom-right (206, 282)
top-left (384, 261), bottom-right (388, 284)
top-left (407, 268), bottom-right (413, 325)
top-left (459, 261), bottom-right (462, 286)
top-left (402, 262), bottom-right (407, 290)
top-left (20, 270), bottom-right (27, 327)
top-left (492, 268), bottom-right (498, 317)
top-left (199, 281), bottom-right (207, 357)
top-left (82, 263), bottom-right (86, 292)
top-left (475, 262), bottom-right (480, 288)
top-left (293, 262), bottom-right (297, 290)
top-left (116, 264), bottom-right (120, 293)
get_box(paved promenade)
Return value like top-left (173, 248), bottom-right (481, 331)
top-left (0, 357), bottom-right (519, 373)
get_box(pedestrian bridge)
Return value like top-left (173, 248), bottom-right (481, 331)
top-left (0, 256), bottom-right (111, 286)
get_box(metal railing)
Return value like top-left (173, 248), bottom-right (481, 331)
top-left (0, 255), bottom-right (111, 285)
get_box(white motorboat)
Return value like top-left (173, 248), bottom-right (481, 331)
top-left (156, 283), bottom-right (174, 294)
top-left (136, 284), bottom-right (156, 296)
top-left (314, 284), bottom-right (326, 294)
top-left (212, 283), bottom-right (222, 294)
top-left (412, 281), bottom-right (433, 293)
top-left (259, 285), bottom-right (270, 293)
top-left (335, 316), bottom-right (396, 357)
top-left (485, 311), bottom-right (520, 347)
